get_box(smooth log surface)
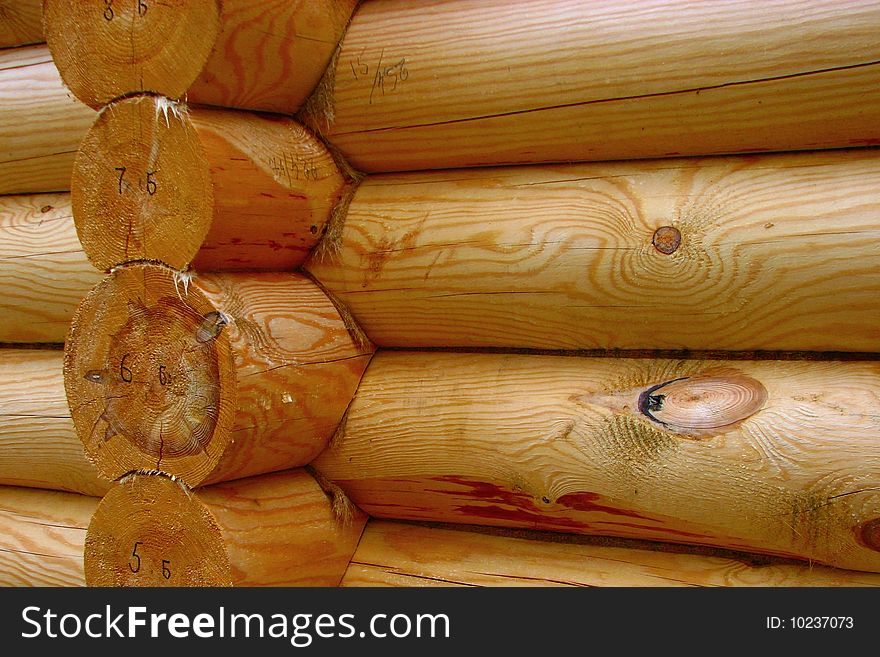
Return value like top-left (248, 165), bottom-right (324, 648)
top-left (0, 486), bottom-right (96, 586)
top-left (0, 193), bottom-right (100, 343)
top-left (0, 0), bottom-right (42, 48)
top-left (343, 520), bottom-right (880, 587)
top-left (0, 350), bottom-right (109, 496)
top-left (72, 95), bottom-right (345, 272)
top-left (314, 352), bottom-right (880, 572)
top-left (307, 150), bottom-right (880, 352)
top-left (0, 44), bottom-right (94, 194)
top-left (305, 0), bottom-right (880, 171)
top-left (64, 263), bottom-right (374, 487)
top-left (85, 469), bottom-right (367, 586)
top-left (44, 0), bottom-right (358, 113)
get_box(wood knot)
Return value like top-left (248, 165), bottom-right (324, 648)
top-left (652, 226), bottom-right (681, 254)
top-left (638, 372), bottom-right (767, 436)
top-left (859, 518), bottom-right (880, 552)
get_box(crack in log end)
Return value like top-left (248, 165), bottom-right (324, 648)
top-left (637, 372), bottom-right (768, 437)
top-left (858, 518), bottom-right (880, 552)
top-left (652, 225), bottom-right (681, 254)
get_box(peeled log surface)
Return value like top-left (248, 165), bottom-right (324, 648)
top-left (305, 0), bottom-right (880, 171)
top-left (343, 521), bottom-right (880, 587)
top-left (0, 350), bottom-right (109, 496)
top-left (307, 150), bottom-right (880, 352)
top-left (64, 263), bottom-right (374, 487)
top-left (0, 44), bottom-right (94, 194)
top-left (44, 0), bottom-right (358, 114)
top-left (85, 469), bottom-right (366, 587)
top-left (0, 193), bottom-right (101, 343)
top-left (0, 0), bottom-right (42, 48)
top-left (0, 486), bottom-right (97, 586)
top-left (72, 95), bottom-right (345, 272)
top-left (313, 352), bottom-right (880, 573)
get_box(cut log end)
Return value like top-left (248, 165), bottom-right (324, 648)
top-left (84, 473), bottom-right (232, 587)
top-left (64, 263), bottom-right (235, 486)
top-left (72, 95), bottom-right (213, 272)
top-left (43, 0), bottom-right (220, 109)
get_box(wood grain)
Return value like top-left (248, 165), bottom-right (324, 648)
top-left (314, 352), bottom-right (880, 572)
top-left (64, 264), bottom-right (374, 487)
top-left (0, 193), bottom-right (100, 343)
top-left (0, 0), bottom-right (42, 48)
top-left (0, 486), bottom-right (96, 586)
top-left (304, 0), bottom-right (880, 170)
top-left (85, 469), bottom-right (367, 586)
top-left (44, 0), bottom-right (358, 113)
top-left (0, 44), bottom-right (94, 194)
top-left (343, 520), bottom-right (880, 587)
top-left (72, 95), bottom-right (345, 272)
top-left (307, 149), bottom-right (880, 352)
top-left (0, 349), bottom-right (110, 496)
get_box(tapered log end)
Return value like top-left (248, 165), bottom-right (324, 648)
top-left (85, 473), bottom-right (232, 587)
top-left (72, 95), bottom-right (213, 272)
top-left (64, 263), bottom-right (235, 486)
top-left (43, 0), bottom-right (220, 109)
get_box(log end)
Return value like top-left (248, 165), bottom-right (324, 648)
top-left (72, 95), bottom-right (214, 272)
top-left (84, 473), bottom-right (232, 586)
top-left (64, 263), bottom-right (236, 486)
top-left (43, 0), bottom-right (220, 108)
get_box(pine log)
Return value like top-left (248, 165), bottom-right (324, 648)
top-left (0, 350), bottom-right (109, 496)
top-left (0, 486), bottom-right (97, 586)
top-left (306, 150), bottom-right (880, 352)
top-left (303, 0), bottom-right (880, 171)
top-left (64, 263), bottom-right (374, 487)
top-left (72, 94), bottom-right (345, 272)
top-left (343, 520), bottom-right (880, 587)
top-left (85, 469), bottom-right (366, 586)
top-left (43, 0), bottom-right (358, 114)
top-left (0, 193), bottom-right (101, 343)
top-left (0, 0), bottom-right (42, 48)
top-left (0, 44), bottom-right (94, 195)
top-left (313, 352), bottom-right (880, 573)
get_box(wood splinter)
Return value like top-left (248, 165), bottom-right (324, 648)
top-left (72, 94), bottom-right (345, 272)
top-left (64, 263), bottom-right (374, 487)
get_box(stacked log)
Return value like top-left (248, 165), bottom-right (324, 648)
top-left (313, 352), bottom-right (880, 573)
top-left (43, 0), bottom-right (358, 114)
top-left (0, 0), bottom-right (42, 48)
top-left (306, 149), bottom-right (880, 353)
top-left (0, 44), bottom-right (93, 195)
top-left (85, 470), bottom-right (366, 587)
top-left (0, 193), bottom-right (100, 343)
top-left (301, 0), bottom-right (880, 171)
top-left (344, 521), bottom-right (880, 587)
top-left (71, 95), bottom-right (347, 272)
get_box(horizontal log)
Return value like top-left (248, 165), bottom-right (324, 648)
top-left (0, 486), bottom-right (96, 586)
top-left (44, 0), bottom-right (358, 113)
top-left (72, 95), bottom-right (345, 272)
top-left (313, 352), bottom-right (880, 572)
top-left (306, 149), bottom-right (880, 352)
top-left (64, 263), bottom-right (374, 487)
top-left (0, 349), bottom-right (110, 496)
top-left (0, 193), bottom-right (101, 343)
top-left (343, 520), bottom-right (880, 587)
top-left (0, 0), bottom-right (42, 48)
top-left (303, 0), bottom-right (880, 170)
top-left (0, 44), bottom-right (94, 194)
top-left (85, 469), bottom-right (366, 586)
